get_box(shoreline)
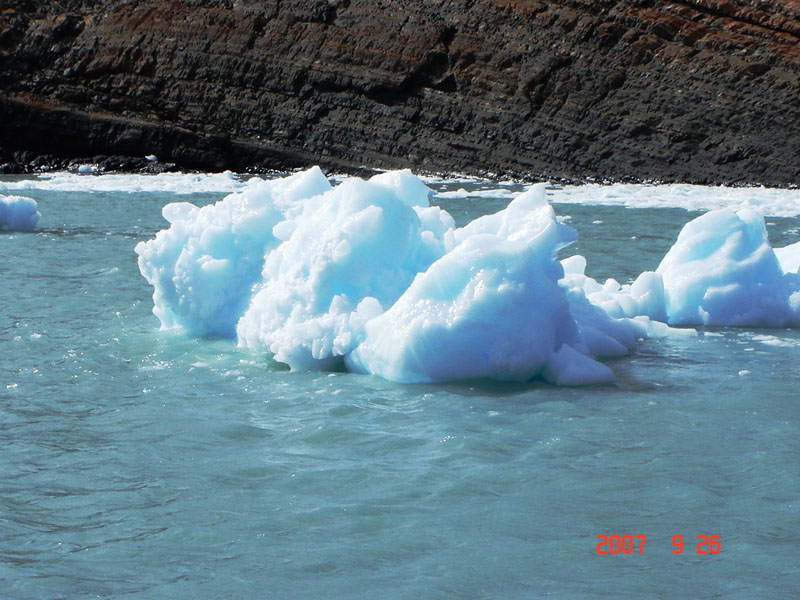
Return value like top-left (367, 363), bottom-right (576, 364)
top-left (2, 150), bottom-right (797, 190)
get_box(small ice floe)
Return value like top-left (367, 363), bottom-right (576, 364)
top-left (76, 164), bottom-right (100, 175)
top-left (0, 195), bottom-right (40, 231)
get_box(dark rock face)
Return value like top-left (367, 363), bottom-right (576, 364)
top-left (1, 0), bottom-right (798, 183)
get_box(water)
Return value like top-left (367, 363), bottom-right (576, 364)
top-left (2, 176), bottom-right (799, 599)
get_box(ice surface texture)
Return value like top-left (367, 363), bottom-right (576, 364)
top-left (346, 187), bottom-right (635, 385)
top-left (135, 168), bottom-right (331, 337)
top-left (0, 195), bottom-right (40, 231)
top-left (136, 168), bottom-right (800, 385)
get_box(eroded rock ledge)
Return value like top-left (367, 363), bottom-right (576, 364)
top-left (1, 0), bottom-right (798, 184)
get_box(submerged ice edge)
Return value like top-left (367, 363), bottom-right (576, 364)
top-left (134, 167), bottom-right (800, 386)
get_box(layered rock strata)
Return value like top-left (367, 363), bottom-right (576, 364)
top-left (1, 0), bottom-right (798, 183)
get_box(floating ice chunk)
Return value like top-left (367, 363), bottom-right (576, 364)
top-left (561, 254), bottom-right (587, 276)
top-left (346, 235), bottom-right (578, 383)
top-left (135, 167), bottom-right (332, 337)
top-left (629, 272), bottom-right (668, 323)
top-left (561, 287), bottom-right (637, 359)
top-left (161, 202), bottom-right (198, 224)
top-left (656, 208), bottom-right (797, 326)
top-left (146, 155), bottom-right (158, 162)
top-left (775, 241), bottom-right (800, 274)
top-left (750, 333), bottom-right (799, 347)
top-left (236, 170), bottom-right (453, 369)
top-left (434, 187), bottom-right (517, 199)
top-left (347, 186), bottom-right (615, 384)
top-left (368, 169), bottom-right (434, 207)
top-left (144, 169), bottom-right (800, 385)
top-left (561, 208), bottom-right (800, 328)
top-left (559, 256), bottom-right (667, 322)
top-left (627, 316), bottom-right (697, 339)
top-left (454, 184), bottom-right (562, 244)
top-left (0, 195), bottom-right (40, 231)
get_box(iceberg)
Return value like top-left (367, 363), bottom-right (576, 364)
top-left (135, 167), bottom-right (800, 386)
top-left (135, 167), bottom-right (332, 337)
top-left (561, 208), bottom-right (800, 327)
top-left (655, 208), bottom-right (798, 327)
top-left (346, 186), bottom-right (640, 384)
top-left (137, 169), bottom-right (644, 384)
top-left (236, 170), bottom-right (454, 370)
top-left (0, 195), bottom-right (40, 232)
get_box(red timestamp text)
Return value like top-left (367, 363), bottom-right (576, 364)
top-left (672, 535), bottom-right (721, 554)
top-left (596, 534), bottom-right (646, 554)
top-left (596, 534), bottom-right (721, 555)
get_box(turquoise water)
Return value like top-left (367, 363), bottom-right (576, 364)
top-left (2, 180), bottom-right (799, 599)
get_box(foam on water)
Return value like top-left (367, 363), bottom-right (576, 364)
top-left (550, 183), bottom-right (800, 217)
top-left (8, 170), bottom-right (800, 216)
top-left (2, 170), bottom-right (245, 194)
top-left (426, 181), bottom-right (800, 218)
top-left (433, 187), bottom-right (517, 199)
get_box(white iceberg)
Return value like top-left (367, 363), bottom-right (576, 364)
top-left (775, 240), bottom-right (800, 275)
top-left (135, 167), bottom-right (800, 386)
top-left (656, 208), bottom-right (798, 326)
top-left (349, 187), bottom-right (587, 382)
top-left (135, 167), bottom-right (332, 337)
top-left (236, 170), bottom-right (454, 370)
top-left (561, 208), bottom-right (800, 327)
top-left (0, 195), bottom-right (40, 232)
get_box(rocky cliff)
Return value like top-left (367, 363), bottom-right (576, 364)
top-left (1, 0), bottom-right (799, 184)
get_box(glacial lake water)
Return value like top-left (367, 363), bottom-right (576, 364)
top-left (1, 173), bottom-right (799, 598)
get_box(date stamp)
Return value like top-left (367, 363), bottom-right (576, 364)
top-left (596, 535), bottom-right (721, 555)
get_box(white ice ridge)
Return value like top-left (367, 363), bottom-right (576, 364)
top-left (135, 168), bottom-right (800, 385)
top-left (0, 195), bottom-right (40, 231)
